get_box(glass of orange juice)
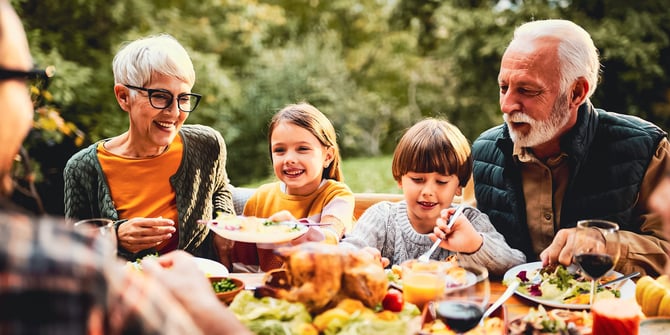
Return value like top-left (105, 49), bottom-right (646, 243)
top-left (401, 259), bottom-right (448, 310)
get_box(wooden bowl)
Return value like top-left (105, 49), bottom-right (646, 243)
top-left (209, 277), bottom-right (244, 304)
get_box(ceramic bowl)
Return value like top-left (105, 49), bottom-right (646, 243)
top-left (209, 276), bottom-right (244, 304)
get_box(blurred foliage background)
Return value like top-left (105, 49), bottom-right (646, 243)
top-left (12, 0), bottom-right (670, 215)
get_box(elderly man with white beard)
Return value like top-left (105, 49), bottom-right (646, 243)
top-left (471, 19), bottom-right (670, 277)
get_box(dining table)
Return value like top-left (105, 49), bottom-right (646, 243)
top-left (228, 272), bottom-right (534, 320)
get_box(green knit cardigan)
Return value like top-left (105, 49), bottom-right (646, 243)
top-left (63, 124), bottom-right (235, 261)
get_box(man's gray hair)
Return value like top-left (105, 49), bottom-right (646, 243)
top-left (511, 19), bottom-right (600, 99)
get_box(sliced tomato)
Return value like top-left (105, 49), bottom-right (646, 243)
top-left (382, 288), bottom-right (404, 312)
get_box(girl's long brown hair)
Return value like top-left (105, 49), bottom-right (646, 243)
top-left (268, 102), bottom-right (344, 181)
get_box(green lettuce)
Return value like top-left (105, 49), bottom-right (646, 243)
top-left (229, 291), bottom-right (312, 335)
top-left (323, 303), bottom-right (420, 335)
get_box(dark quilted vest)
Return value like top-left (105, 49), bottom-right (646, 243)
top-left (472, 103), bottom-right (667, 260)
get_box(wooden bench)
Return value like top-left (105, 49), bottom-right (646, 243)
top-left (231, 186), bottom-right (403, 219)
top-left (232, 180), bottom-right (475, 220)
top-left (351, 193), bottom-right (404, 219)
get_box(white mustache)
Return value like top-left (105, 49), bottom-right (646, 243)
top-left (503, 113), bottom-right (535, 124)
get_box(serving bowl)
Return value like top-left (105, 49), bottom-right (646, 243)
top-left (209, 276), bottom-right (244, 304)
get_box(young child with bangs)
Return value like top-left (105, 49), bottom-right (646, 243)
top-left (341, 118), bottom-right (525, 276)
top-left (229, 102), bottom-right (355, 272)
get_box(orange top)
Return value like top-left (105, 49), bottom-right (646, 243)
top-left (97, 135), bottom-right (183, 252)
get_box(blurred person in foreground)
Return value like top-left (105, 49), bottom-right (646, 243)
top-left (472, 19), bottom-right (670, 276)
top-left (64, 34), bottom-right (235, 262)
top-left (649, 164), bottom-right (670, 274)
top-left (0, 1), bottom-right (249, 333)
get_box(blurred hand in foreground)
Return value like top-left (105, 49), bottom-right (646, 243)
top-left (141, 250), bottom-right (252, 334)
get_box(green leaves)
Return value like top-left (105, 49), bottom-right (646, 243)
top-left (14, 0), bottom-right (670, 205)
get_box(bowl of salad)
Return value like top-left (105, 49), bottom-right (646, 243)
top-left (209, 277), bottom-right (244, 304)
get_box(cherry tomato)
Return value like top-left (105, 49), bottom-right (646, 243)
top-left (382, 288), bottom-right (404, 312)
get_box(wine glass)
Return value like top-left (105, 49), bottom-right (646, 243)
top-left (72, 218), bottom-right (117, 256)
top-left (434, 262), bottom-right (490, 334)
top-left (572, 219), bottom-right (620, 306)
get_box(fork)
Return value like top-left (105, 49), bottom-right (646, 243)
top-left (483, 280), bottom-right (519, 319)
top-left (417, 205), bottom-right (465, 263)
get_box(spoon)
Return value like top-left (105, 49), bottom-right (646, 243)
top-left (417, 205), bottom-right (465, 263)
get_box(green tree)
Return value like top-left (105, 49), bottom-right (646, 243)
top-left (12, 0), bottom-right (670, 214)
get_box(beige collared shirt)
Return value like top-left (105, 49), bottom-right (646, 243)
top-left (514, 138), bottom-right (670, 276)
top-left (515, 146), bottom-right (569, 256)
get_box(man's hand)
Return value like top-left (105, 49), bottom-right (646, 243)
top-left (141, 250), bottom-right (212, 301)
top-left (539, 228), bottom-right (577, 267)
top-left (141, 251), bottom-right (253, 334)
top-left (649, 176), bottom-right (670, 240)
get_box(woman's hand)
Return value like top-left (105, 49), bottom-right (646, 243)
top-left (117, 217), bottom-right (176, 253)
top-left (431, 208), bottom-right (483, 254)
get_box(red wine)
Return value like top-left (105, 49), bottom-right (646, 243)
top-left (436, 301), bottom-right (483, 333)
top-left (575, 253), bottom-right (614, 279)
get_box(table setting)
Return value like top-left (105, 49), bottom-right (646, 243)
top-left (222, 260), bottom-right (651, 334)
top-left (194, 215), bottom-right (669, 334)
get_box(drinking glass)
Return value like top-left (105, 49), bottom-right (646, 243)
top-left (572, 219), bottom-right (620, 306)
top-left (434, 262), bottom-right (490, 334)
top-left (72, 218), bottom-right (117, 256)
top-left (401, 259), bottom-right (448, 311)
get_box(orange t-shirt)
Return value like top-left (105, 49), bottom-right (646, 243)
top-left (97, 135), bottom-right (183, 253)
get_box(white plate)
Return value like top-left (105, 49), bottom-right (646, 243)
top-left (640, 317), bottom-right (670, 335)
top-left (194, 257), bottom-right (229, 277)
top-left (503, 261), bottom-right (635, 309)
top-left (205, 216), bottom-right (308, 244)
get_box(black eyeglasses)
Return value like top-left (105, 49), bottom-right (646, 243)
top-left (123, 84), bottom-right (202, 112)
top-left (0, 66), bottom-right (54, 82)
top-left (0, 66), bottom-right (55, 104)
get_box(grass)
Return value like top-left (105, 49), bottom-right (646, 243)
top-left (341, 155), bottom-right (401, 194)
top-left (240, 154), bottom-right (402, 194)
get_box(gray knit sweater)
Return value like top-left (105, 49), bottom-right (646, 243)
top-left (63, 124), bottom-right (234, 261)
top-left (341, 201), bottom-right (526, 276)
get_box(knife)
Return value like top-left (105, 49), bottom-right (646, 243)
top-left (597, 271), bottom-right (640, 289)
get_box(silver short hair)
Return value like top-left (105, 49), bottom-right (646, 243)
top-left (112, 34), bottom-right (195, 88)
top-left (510, 19), bottom-right (600, 98)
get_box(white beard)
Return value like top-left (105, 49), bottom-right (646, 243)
top-left (503, 94), bottom-right (571, 147)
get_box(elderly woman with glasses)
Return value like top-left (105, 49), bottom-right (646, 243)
top-left (64, 34), bottom-right (235, 263)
